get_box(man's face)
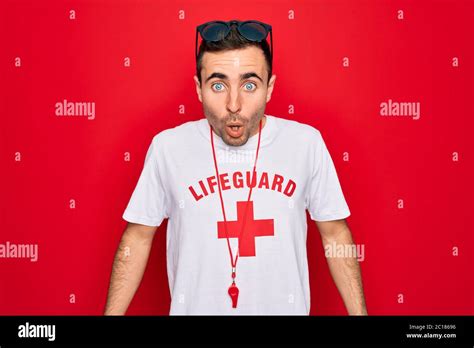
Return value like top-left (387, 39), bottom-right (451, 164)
top-left (194, 46), bottom-right (276, 146)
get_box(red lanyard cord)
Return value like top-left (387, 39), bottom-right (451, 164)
top-left (210, 119), bottom-right (263, 272)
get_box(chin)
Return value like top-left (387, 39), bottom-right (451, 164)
top-left (223, 135), bottom-right (249, 147)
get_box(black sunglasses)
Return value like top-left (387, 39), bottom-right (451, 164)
top-left (195, 20), bottom-right (273, 64)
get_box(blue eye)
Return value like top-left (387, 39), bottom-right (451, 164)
top-left (212, 83), bottom-right (224, 91)
top-left (245, 82), bottom-right (256, 91)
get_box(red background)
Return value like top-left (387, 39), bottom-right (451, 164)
top-left (1, 0), bottom-right (473, 315)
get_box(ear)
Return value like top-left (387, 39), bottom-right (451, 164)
top-left (266, 74), bottom-right (277, 103)
top-left (194, 75), bottom-right (202, 103)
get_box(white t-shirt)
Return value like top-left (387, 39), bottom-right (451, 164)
top-left (122, 114), bottom-right (351, 315)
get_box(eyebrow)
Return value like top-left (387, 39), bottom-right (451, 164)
top-left (205, 72), bottom-right (263, 84)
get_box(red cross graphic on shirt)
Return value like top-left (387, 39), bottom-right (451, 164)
top-left (217, 201), bottom-right (274, 257)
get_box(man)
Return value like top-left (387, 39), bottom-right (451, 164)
top-left (104, 19), bottom-right (367, 315)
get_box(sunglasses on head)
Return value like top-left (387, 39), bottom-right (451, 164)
top-left (195, 20), bottom-right (273, 64)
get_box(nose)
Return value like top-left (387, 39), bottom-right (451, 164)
top-left (226, 88), bottom-right (242, 114)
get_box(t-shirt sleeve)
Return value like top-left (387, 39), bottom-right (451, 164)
top-left (122, 135), bottom-right (168, 227)
top-left (306, 129), bottom-right (351, 222)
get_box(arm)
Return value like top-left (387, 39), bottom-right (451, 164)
top-left (104, 222), bottom-right (157, 315)
top-left (316, 219), bottom-right (368, 315)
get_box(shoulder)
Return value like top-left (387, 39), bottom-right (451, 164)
top-left (150, 119), bottom-right (201, 148)
top-left (271, 115), bottom-right (323, 145)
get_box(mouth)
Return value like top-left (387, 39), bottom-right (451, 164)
top-left (225, 124), bottom-right (244, 138)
